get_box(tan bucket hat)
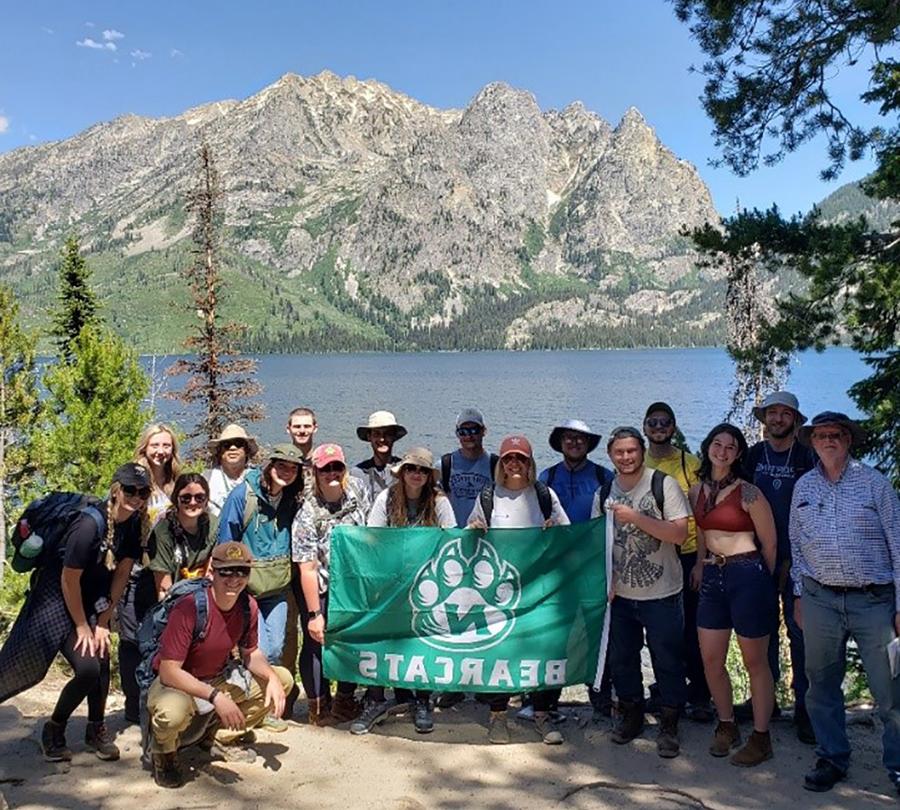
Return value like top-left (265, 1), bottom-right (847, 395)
top-left (357, 410), bottom-right (408, 442)
top-left (390, 447), bottom-right (437, 482)
top-left (208, 423), bottom-right (259, 457)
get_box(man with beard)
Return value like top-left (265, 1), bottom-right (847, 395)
top-left (351, 411), bottom-right (407, 501)
top-left (643, 402), bottom-right (711, 723)
top-left (742, 392), bottom-right (817, 742)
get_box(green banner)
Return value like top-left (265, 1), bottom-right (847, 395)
top-left (323, 518), bottom-right (607, 692)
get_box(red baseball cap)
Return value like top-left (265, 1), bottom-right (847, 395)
top-left (499, 434), bottom-right (533, 458)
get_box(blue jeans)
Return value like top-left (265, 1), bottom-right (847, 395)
top-left (802, 576), bottom-right (900, 774)
top-left (609, 592), bottom-right (687, 708)
top-left (256, 591), bottom-right (289, 665)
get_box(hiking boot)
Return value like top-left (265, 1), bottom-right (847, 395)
top-left (686, 700), bottom-right (714, 723)
top-left (794, 704), bottom-right (816, 745)
top-left (350, 699), bottom-right (389, 735)
top-left (734, 698), bottom-right (780, 723)
top-left (657, 707), bottom-right (680, 758)
top-left (534, 712), bottom-right (563, 745)
top-left (85, 721), bottom-right (120, 761)
top-left (307, 696), bottom-right (334, 727)
top-left (488, 711), bottom-right (510, 744)
top-left (588, 686), bottom-right (612, 719)
top-left (41, 719), bottom-right (72, 762)
top-left (610, 701), bottom-right (644, 745)
top-left (731, 730), bottom-right (773, 767)
top-left (804, 758), bottom-right (845, 792)
top-left (413, 701), bottom-right (434, 734)
top-left (436, 692), bottom-right (465, 709)
top-left (709, 720), bottom-right (741, 757)
top-left (331, 692), bottom-right (361, 724)
top-left (152, 752), bottom-right (183, 789)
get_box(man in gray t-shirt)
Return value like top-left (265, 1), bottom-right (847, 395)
top-left (591, 426), bottom-right (689, 759)
top-left (441, 407), bottom-right (498, 528)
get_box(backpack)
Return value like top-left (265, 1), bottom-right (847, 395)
top-left (134, 577), bottom-right (252, 692)
top-left (9, 492), bottom-right (106, 574)
top-left (441, 452), bottom-right (500, 494)
top-left (545, 462), bottom-right (609, 490)
top-left (596, 469), bottom-right (666, 516)
top-left (479, 480), bottom-right (553, 527)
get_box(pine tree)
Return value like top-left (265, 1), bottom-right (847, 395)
top-left (0, 286), bottom-right (42, 578)
top-left (167, 142), bottom-right (263, 452)
top-left (51, 236), bottom-right (99, 363)
top-left (34, 325), bottom-right (151, 494)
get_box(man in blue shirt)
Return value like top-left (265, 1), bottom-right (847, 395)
top-left (791, 412), bottom-right (900, 794)
top-left (440, 408), bottom-right (497, 528)
top-left (539, 419), bottom-right (613, 523)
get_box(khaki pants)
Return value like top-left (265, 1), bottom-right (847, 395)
top-left (147, 665), bottom-right (294, 753)
top-left (281, 588), bottom-right (300, 675)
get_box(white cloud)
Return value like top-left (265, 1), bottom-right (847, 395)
top-left (130, 49), bottom-right (151, 60)
top-left (170, 48), bottom-right (183, 58)
top-left (77, 37), bottom-right (117, 51)
top-left (85, 21), bottom-right (95, 28)
top-left (42, 27), bottom-right (54, 35)
top-left (103, 29), bottom-right (124, 41)
top-left (0, 116), bottom-right (9, 134)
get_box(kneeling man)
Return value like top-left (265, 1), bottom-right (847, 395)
top-left (147, 542), bottom-right (293, 788)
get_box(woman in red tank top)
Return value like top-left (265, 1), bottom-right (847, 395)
top-left (688, 423), bottom-right (778, 768)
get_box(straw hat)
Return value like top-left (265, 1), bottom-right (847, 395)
top-left (207, 423), bottom-right (259, 457)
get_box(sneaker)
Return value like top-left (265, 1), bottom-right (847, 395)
top-left (516, 704), bottom-right (535, 721)
top-left (413, 701), bottom-right (434, 734)
top-left (350, 700), bottom-right (390, 735)
top-left (152, 752), bottom-right (183, 789)
top-left (794, 704), bottom-right (816, 745)
top-left (488, 711), bottom-right (510, 745)
top-left (535, 713), bottom-right (563, 745)
top-left (206, 743), bottom-right (257, 763)
top-left (803, 758), bottom-right (845, 792)
top-left (730, 730), bottom-right (773, 767)
top-left (40, 720), bottom-right (72, 762)
top-left (709, 720), bottom-right (741, 757)
top-left (261, 715), bottom-right (289, 733)
top-left (436, 692), bottom-right (465, 709)
top-left (85, 721), bottom-right (120, 761)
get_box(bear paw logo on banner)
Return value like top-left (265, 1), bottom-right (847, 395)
top-left (410, 537), bottom-right (521, 652)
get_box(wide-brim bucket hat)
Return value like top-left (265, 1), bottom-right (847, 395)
top-left (390, 447), bottom-right (438, 483)
top-left (208, 423), bottom-right (259, 457)
top-left (549, 419), bottom-right (601, 453)
top-left (752, 391), bottom-right (807, 425)
top-left (356, 410), bottom-right (408, 442)
top-left (798, 411), bottom-right (866, 447)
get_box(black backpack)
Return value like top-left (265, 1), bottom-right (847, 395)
top-left (135, 577), bottom-right (251, 692)
top-left (479, 480), bottom-right (554, 527)
top-left (441, 452), bottom-right (500, 494)
top-left (9, 492), bottom-right (106, 574)
top-left (595, 469), bottom-right (666, 516)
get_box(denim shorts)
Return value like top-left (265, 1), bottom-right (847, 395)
top-left (697, 557), bottom-right (777, 639)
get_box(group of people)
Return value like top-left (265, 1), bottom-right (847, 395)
top-left (0, 395), bottom-right (898, 797)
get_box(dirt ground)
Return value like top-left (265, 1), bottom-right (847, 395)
top-left (0, 679), bottom-right (896, 810)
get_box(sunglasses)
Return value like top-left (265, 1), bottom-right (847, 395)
top-left (645, 417), bottom-right (673, 429)
top-left (318, 463), bottom-right (345, 474)
top-left (456, 425), bottom-right (483, 437)
top-left (216, 567), bottom-right (251, 578)
top-left (225, 440), bottom-right (248, 450)
top-left (812, 431), bottom-right (844, 441)
top-left (502, 453), bottom-right (529, 464)
top-left (178, 492), bottom-right (208, 505)
top-left (122, 485), bottom-right (152, 499)
top-left (403, 464), bottom-right (432, 475)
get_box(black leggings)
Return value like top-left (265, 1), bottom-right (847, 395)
top-left (51, 627), bottom-right (111, 725)
top-left (298, 593), bottom-right (355, 700)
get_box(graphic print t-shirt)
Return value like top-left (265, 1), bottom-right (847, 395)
top-left (446, 451), bottom-right (493, 527)
top-left (603, 467), bottom-right (689, 601)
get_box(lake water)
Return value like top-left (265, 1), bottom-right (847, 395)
top-left (155, 347), bottom-right (867, 470)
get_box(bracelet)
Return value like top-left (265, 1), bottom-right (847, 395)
top-left (208, 687), bottom-right (220, 704)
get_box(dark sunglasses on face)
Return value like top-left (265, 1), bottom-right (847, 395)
top-left (225, 440), bottom-right (248, 450)
top-left (216, 567), bottom-right (251, 578)
top-left (319, 463), bottom-right (345, 474)
top-left (403, 464), bottom-right (432, 475)
top-left (178, 492), bottom-right (208, 505)
top-left (645, 417), bottom-right (673, 429)
top-left (502, 453), bottom-right (529, 464)
top-left (456, 425), bottom-right (483, 437)
top-left (122, 485), bottom-right (152, 499)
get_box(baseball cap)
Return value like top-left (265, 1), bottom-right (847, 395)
top-left (211, 541), bottom-right (254, 568)
top-left (311, 443), bottom-right (346, 469)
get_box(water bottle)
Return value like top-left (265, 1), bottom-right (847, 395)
top-left (18, 532), bottom-right (44, 559)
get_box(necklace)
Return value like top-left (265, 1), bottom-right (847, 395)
top-left (763, 441), bottom-right (794, 491)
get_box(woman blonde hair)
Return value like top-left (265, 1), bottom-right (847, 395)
top-left (135, 423), bottom-right (182, 493)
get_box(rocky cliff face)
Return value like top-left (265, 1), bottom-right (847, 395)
top-left (0, 71), bottom-right (722, 352)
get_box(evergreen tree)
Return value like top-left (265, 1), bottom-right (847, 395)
top-left (34, 325), bottom-right (151, 494)
top-left (0, 286), bottom-right (42, 578)
top-left (674, 0), bottom-right (900, 483)
top-left (167, 142), bottom-right (263, 451)
top-left (51, 236), bottom-right (99, 363)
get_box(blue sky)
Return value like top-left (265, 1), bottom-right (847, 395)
top-left (0, 1), bottom-right (880, 215)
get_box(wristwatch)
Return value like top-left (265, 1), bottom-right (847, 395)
top-left (308, 610), bottom-right (321, 619)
